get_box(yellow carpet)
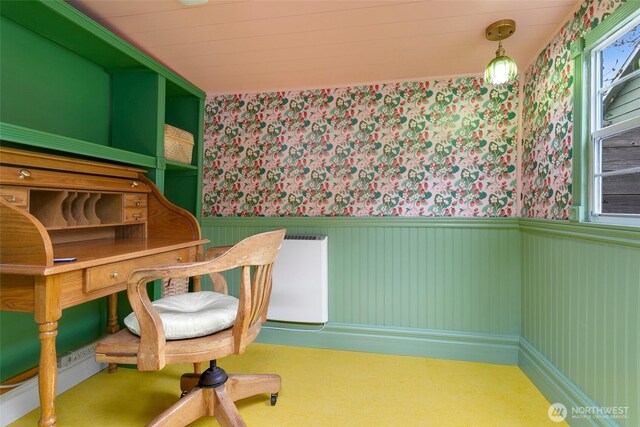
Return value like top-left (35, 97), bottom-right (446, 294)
top-left (10, 344), bottom-right (566, 426)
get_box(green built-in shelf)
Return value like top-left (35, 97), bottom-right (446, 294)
top-left (165, 160), bottom-right (199, 171)
top-left (0, 122), bottom-right (157, 169)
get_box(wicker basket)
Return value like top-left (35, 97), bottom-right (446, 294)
top-left (164, 124), bottom-right (194, 164)
top-left (161, 278), bottom-right (189, 297)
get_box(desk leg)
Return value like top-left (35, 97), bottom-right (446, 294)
top-left (34, 276), bottom-right (62, 427)
top-left (37, 321), bottom-right (58, 427)
top-left (106, 294), bottom-right (119, 374)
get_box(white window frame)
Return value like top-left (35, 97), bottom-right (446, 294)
top-left (588, 12), bottom-right (640, 226)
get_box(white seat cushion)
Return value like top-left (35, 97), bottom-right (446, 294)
top-left (124, 291), bottom-right (239, 340)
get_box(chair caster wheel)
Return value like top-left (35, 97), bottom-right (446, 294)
top-left (270, 393), bottom-right (278, 406)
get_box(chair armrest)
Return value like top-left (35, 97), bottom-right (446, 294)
top-left (127, 258), bottom-right (234, 370)
top-left (205, 245), bottom-right (233, 258)
top-left (127, 269), bottom-right (169, 371)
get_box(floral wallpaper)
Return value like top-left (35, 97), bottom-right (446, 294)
top-left (520, 0), bottom-right (626, 219)
top-left (203, 78), bottom-right (518, 217)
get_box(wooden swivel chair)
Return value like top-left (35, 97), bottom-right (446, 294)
top-left (95, 229), bottom-right (286, 426)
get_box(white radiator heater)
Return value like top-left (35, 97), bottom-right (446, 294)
top-left (267, 235), bottom-right (328, 323)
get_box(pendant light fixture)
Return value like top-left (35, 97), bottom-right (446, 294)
top-left (484, 19), bottom-right (517, 85)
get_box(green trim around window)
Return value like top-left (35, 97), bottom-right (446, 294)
top-left (573, 1), bottom-right (640, 226)
top-left (571, 38), bottom-right (588, 222)
top-left (584, 1), bottom-right (640, 47)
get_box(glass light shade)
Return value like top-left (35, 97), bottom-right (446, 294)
top-left (484, 54), bottom-right (518, 85)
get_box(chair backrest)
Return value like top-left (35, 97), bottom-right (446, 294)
top-left (209, 229), bottom-right (285, 352)
top-left (127, 229), bottom-right (285, 368)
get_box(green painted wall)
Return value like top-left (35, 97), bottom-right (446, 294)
top-left (202, 217), bottom-right (521, 335)
top-left (520, 220), bottom-right (639, 426)
top-left (0, 302), bottom-right (106, 381)
top-left (202, 217), bottom-right (639, 422)
top-left (0, 16), bottom-right (111, 146)
top-left (110, 72), bottom-right (163, 157)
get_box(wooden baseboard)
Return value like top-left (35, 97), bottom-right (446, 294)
top-left (518, 338), bottom-right (624, 427)
top-left (257, 322), bottom-right (520, 365)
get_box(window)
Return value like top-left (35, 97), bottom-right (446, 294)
top-left (588, 11), bottom-right (640, 225)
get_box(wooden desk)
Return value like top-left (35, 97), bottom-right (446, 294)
top-left (0, 148), bottom-right (207, 426)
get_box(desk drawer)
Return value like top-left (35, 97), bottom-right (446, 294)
top-left (0, 165), bottom-right (150, 193)
top-left (124, 207), bottom-right (147, 222)
top-left (84, 249), bottom-right (190, 293)
top-left (124, 194), bottom-right (147, 208)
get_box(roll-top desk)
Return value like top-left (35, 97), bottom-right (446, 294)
top-left (0, 147), bottom-right (207, 426)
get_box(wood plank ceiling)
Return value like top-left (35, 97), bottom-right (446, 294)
top-left (67, 0), bottom-right (580, 95)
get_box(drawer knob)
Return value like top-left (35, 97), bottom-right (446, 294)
top-left (135, 200), bottom-right (141, 206)
top-left (131, 180), bottom-right (139, 188)
top-left (111, 272), bottom-right (119, 279)
top-left (133, 214), bottom-right (142, 221)
top-left (18, 169), bottom-right (31, 179)
top-left (176, 256), bottom-right (183, 262)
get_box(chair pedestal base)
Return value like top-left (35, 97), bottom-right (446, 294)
top-left (152, 362), bottom-right (281, 427)
top-left (199, 360), bottom-right (229, 388)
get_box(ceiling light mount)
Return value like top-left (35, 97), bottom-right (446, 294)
top-left (179, 0), bottom-right (208, 5)
top-left (484, 19), bottom-right (518, 85)
top-left (485, 19), bottom-right (516, 42)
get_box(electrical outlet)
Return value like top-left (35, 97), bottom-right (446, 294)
top-left (57, 342), bottom-right (97, 368)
